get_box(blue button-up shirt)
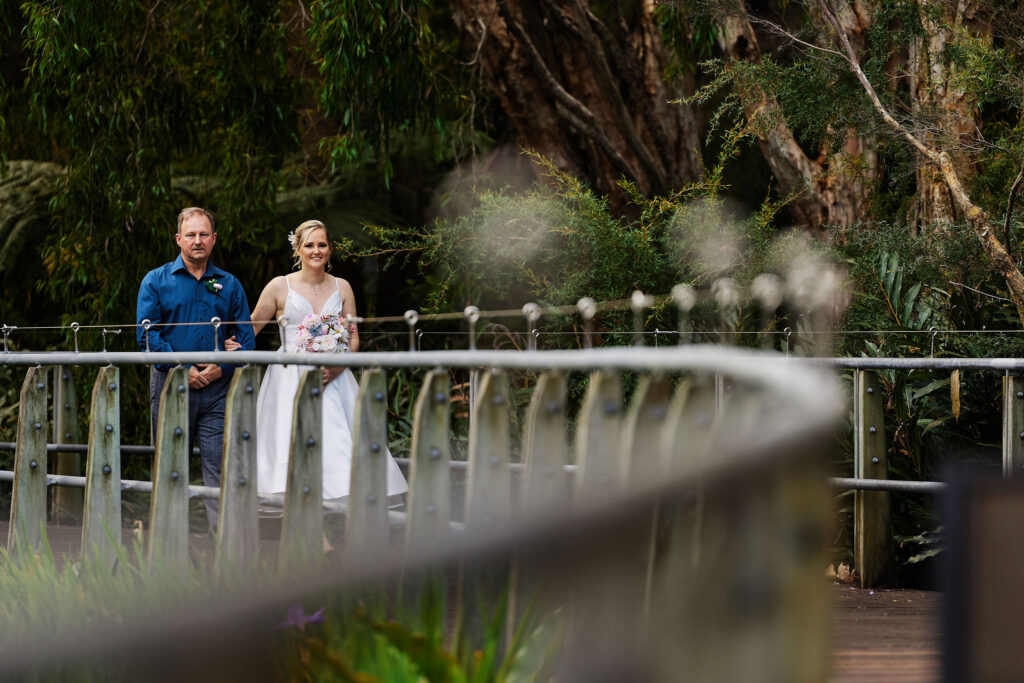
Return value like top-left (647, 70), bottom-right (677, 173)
top-left (136, 254), bottom-right (256, 378)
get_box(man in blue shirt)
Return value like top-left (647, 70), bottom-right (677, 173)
top-left (136, 207), bottom-right (256, 531)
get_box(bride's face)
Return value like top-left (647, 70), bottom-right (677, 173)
top-left (299, 228), bottom-right (331, 271)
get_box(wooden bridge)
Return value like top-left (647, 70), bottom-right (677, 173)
top-left (0, 344), bottom-right (969, 680)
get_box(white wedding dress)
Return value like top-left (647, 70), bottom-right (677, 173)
top-left (256, 278), bottom-right (408, 500)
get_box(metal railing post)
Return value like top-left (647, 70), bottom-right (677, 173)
top-left (1002, 372), bottom-right (1024, 477)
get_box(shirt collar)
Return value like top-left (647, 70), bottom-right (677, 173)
top-left (170, 254), bottom-right (227, 280)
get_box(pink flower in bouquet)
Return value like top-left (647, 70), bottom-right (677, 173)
top-left (295, 312), bottom-right (350, 353)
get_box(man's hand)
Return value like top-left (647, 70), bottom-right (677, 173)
top-left (189, 364), bottom-right (223, 389)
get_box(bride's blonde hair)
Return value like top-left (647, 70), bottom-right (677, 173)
top-left (289, 219), bottom-right (332, 271)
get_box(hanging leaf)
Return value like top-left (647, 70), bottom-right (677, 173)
top-left (951, 369), bottom-right (960, 422)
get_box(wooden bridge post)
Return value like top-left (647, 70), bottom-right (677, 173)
top-left (403, 369), bottom-right (451, 637)
top-left (564, 370), bottom-right (631, 664)
top-left (279, 369), bottom-right (324, 575)
top-left (854, 369), bottom-right (891, 588)
top-left (7, 366), bottom-right (49, 554)
top-left (622, 374), bottom-right (672, 486)
top-left (509, 372), bottom-right (570, 641)
top-left (52, 365), bottom-right (83, 524)
top-left (81, 366), bottom-right (122, 567)
top-left (464, 369), bottom-right (511, 530)
top-left (655, 379), bottom-right (830, 682)
top-left (520, 372), bottom-right (570, 513)
top-left (216, 366), bottom-right (260, 574)
top-left (660, 377), bottom-right (716, 574)
top-left (621, 374), bottom-right (672, 620)
top-left (346, 368), bottom-right (391, 556)
top-left (406, 369), bottom-right (451, 552)
top-left (1002, 372), bottom-right (1024, 476)
top-left (147, 367), bottom-right (190, 571)
top-left (574, 371), bottom-right (622, 503)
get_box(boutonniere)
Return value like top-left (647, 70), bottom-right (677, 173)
top-left (205, 279), bottom-right (224, 296)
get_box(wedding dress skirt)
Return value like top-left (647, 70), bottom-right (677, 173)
top-left (255, 282), bottom-right (408, 500)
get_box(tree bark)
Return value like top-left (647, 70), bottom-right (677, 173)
top-left (451, 0), bottom-right (703, 210)
top-left (816, 0), bottom-right (1024, 322)
top-left (718, 0), bottom-right (876, 230)
top-left (906, 0), bottom-right (988, 231)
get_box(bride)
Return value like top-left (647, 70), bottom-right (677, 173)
top-left (240, 219), bottom-right (408, 502)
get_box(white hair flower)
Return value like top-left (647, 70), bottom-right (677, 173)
top-left (287, 231), bottom-right (297, 249)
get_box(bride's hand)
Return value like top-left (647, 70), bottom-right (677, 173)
top-left (322, 366), bottom-right (345, 385)
top-left (223, 335), bottom-right (242, 351)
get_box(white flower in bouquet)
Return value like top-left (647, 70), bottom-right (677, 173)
top-left (295, 313), bottom-right (351, 353)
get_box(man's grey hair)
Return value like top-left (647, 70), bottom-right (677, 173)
top-left (177, 207), bottom-right (215, 233)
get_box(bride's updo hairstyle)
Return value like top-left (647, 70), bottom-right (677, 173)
top-left (289, 219), bottom-right (331, 270)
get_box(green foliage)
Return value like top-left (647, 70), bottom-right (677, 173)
top-left (341, 142), bottom-right (788, 323)
top-left (0, 528), bottom-right (558, 681)
top-left (307, 0), bottom-right (468, 184)
top-left (655, 2), bottom-right (718, 81)
top-left (278, 582), bottom-right (561, 682)
top-left (18, 0), bottom-right (299, 324)
top-left (833, 221), bottom-right (1024, 583)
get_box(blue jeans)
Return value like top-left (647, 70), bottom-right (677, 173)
top-left (150, 367), bottom-right (227, 531)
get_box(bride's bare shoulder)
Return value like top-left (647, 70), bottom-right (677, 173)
top-left (332, 275), bottom-right (354, 294)
top-left (257, 275), bottom-right (289, 301)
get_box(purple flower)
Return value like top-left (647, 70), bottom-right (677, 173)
top-left (277, 603), bottom-right (326, 630)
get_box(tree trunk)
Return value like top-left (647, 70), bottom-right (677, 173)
top-left (451, 0), bottom-right (703, 210)
top-left (813, 0), bottom-right (1024, 323)
top-left (906, 0), bottom-right (988, 231)
top-left (718, 0), bottom-right (875, 230)
top-left (938, 151), bottom-right (1024, 321)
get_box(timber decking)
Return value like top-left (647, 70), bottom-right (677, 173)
top-left (830, 584), bottom-right (941, 682)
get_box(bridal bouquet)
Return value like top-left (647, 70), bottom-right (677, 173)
top-left (295, 313), bottom-right (351, 353)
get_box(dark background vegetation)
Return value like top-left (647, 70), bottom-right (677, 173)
top-left (6, 0), bottom-right (1024, 585)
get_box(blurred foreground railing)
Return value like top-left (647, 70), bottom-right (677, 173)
top-left (0, 346), bottom-right (841, 680)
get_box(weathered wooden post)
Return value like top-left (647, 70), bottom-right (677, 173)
top-left (216, 366), bottom-right (260, 574)
top-left (403, 369), bottom-right (451, 635)
top-left (622, 375), bottom-right (672, 486)
top-left (406, 369), bottom-right (451, 552)
top-left (460, 369), bottom-right (512, 648)
top-left (464, 369), bottom-right (511, 530)
top-left (565, 370), bottom-right (634, 666)
top-left (147, 367), bottom-right (190, 571)
top-left (81, 366), bottom-right (122, 567)
top-left (7, 366), bottom-right (49, 554)
top-left (574, 371), bottom-right (622, 502)
top-left (621, 374), bottom-right (672, 619)
top-left (1002, 372), bottom-right (1024, 476)
top-left (346, 368), bottom-right (391, 556)
top-left (854, 369), bottom-right (891, 588)
top-left (279, 369), bottom-right (324, 574)
top-left (510, 371), bottom-right (570, 641)
top-left (655, 379), bottom-right (831, 682)
top-left (520, 372), bottom-right (570, 512)
top-left (52, 365), bottom-right (83, 524)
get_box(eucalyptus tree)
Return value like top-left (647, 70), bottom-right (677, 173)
top-left (697, 0), bottom-right (1024, 322)
top-left (449, 0), bottom-right (706, 208)
top-left (10, 0), bottom-right (300, 324)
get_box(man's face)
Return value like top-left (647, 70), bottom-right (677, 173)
top-left (176, 214), bottom-right (216, 266)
